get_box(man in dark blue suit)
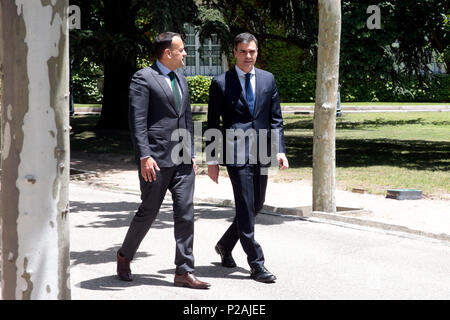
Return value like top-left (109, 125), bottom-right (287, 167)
top-left (207, 33), bottom-right (289, 283)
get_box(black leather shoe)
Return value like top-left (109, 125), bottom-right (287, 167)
top-left (250, 265), bottom-right (276, 283)
top-left (215, 243), bottom-right (237, 268)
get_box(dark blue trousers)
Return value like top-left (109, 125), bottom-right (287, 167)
top-left (219, 164), bottom-right (268, 268)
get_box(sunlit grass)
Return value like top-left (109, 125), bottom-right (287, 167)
top-left (71, 112), bottom-right (450, 198)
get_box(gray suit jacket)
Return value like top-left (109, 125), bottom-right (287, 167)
top-left (128, 63), bottom-right (194, 167)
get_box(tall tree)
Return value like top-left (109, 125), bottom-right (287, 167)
top-left (0, 0), bottom-right (71, 299)
top-left (340, 0), bottom-right (449, 93)
top-left (312, 0), bottom-right (341, 212)
top-left (200, 0), bottom-right (448, 86)
top-left (198, 0), bottom-right (318, 61)
top-left (69, 0), bottom-right (198, 129)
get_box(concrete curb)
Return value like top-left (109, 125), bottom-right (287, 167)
top-left (69, 181), bottom-right (450, 244)
top-left (193, 196), bottom-right (450, 243)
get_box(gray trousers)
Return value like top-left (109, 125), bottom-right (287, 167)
top-left (120, 164), bottom-right (195, 275)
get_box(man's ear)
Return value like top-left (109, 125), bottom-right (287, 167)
top-left (165, 48), bottom-right (171, 59)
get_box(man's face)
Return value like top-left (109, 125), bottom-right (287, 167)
top-left (234, 40), bottom-right (258, 73)
top-left (167, 36), bottom-right (187, 70)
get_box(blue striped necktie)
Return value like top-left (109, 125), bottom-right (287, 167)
top-left (245, 73), bottom-right (255, 115)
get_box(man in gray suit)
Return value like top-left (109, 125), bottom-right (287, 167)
top-left (116, 32), bottom-right (210, 289)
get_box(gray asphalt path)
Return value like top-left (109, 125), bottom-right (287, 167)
top-left (69, 183), bottom-right (450, 300)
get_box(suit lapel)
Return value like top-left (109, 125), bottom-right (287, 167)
top-left (230, 68), bottom-right (252, 117)
top-left (253, 68), bottom-right (263, 118)
top-left (150, 64), bottom-right (179, 116)
top-left (176, 71), bottom-right (188, 115)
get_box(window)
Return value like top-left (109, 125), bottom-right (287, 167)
top-left (182, 24), bottom-right (227, 76)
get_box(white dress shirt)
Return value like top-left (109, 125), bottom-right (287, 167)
top-left (156, 60), bottom-right (183, 100)
top-left (235, 65), bottom-right (256, 97)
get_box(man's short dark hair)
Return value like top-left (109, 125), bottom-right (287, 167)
top-left (155, 32), bottom-right (181, 59)
top-left (234, 32), bottom-right (258, 50)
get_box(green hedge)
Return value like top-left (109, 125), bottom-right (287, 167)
top-left (70, 70), bottom-right (448, 104)
top-left (186, 72), bottom-right (449, 103)
top-left (273, 72), bottom-right (316, 102)
top-left (72, 73), bottom-right (103, 104)
top-left (340, 74), bottom-right (450, 102)
top-left (186, 75), bottom-right (212, 104)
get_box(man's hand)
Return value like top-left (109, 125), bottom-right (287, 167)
top-left (208, 164), bottom-right (219, 184)
top-left (192, 158), bottom-right (198, 175)
top-left (140, 157), bottom-right (160, 182)
top-left (277, 153), bottom-right (289, 170)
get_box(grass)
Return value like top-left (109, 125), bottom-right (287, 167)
top-left (70, 111), bottom-right (450, 199)
top-left (77, 102), bottom-right (449, 108)
top-left (277, 112), bottom-right (450, 198)
top-left (74, 104), bottom-right (101, 108)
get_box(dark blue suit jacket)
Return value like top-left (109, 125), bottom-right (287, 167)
top-left (207, 67), bottom-right (286, 166)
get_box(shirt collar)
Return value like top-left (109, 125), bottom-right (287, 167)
top-left (156, 60), bottom-right (172, 76)
top-left (235, 65), bottom-right (255, 77)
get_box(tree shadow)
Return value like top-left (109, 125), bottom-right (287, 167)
top-left (70, 200), bottom-right (294, 231)
top-left (70, 246), bottom-right (152, 266)
top-left (70, 200), bottom-right (175, 229)
top-left (70, 115), bottom-right (133, 155)
top-left (285, 136), bottom-right (450, 171)
top-left (284, 116), bottom-right (450, 130)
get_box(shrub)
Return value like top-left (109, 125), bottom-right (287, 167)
top-left (274, 72), bottom-right (316, 102)
top-left (71, 73), bottom-right (103, 104)
top-left (71, 60), bottom-right (103, 104)
top-left (186, 75), bottom-right (212, 104)
top-left (186, 72), bottom-right (449, 103)
top-left (340, 74), bottom-right (450, 102)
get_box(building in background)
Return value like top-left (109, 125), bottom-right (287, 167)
top-left (181, 24), bottom-right (228, 76)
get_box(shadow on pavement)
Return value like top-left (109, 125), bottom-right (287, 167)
top-left (70, 246), bottom-right (152, 266)
top-left (75, 273), bottom-right (174, 291)
top-left (158, 263), bottom-right (250, 281)
top-left (73, 263), bottom-right (251, 291)
top-left (71, 200), bottom-right (296, 229)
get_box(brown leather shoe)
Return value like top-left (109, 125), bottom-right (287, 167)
top-left (174, 272), bottom-right (211, 289)
top-left (116, 250), bottom-right (132, 281)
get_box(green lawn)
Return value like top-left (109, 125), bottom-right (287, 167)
top-left (77, 102), bottom-right (449, 108)
top-left (279, 112), bottom-right (450, 198)
top-left (70, 111), bottom-right (450, 199)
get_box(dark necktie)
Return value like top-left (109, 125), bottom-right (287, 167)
top-left (168, 71), bottom-right (181, 113)
top-left (245, 73), bottom-right (255, 115)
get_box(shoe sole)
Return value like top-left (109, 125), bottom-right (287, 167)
top-left (250, 275), bottom-right (277, 283)
top-left (174, 282), bottom-right (210, 289)
top-left (117, 275), bottom-right (133, 282)
top-left (252, 278), bottom-right (276, 283)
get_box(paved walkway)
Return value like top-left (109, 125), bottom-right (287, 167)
top-left (69, 182), bottom-right (450, 300)
top-left (71, 156), bottom-right (450, 242)
top-left (67, 155), bottom-right (450, 302)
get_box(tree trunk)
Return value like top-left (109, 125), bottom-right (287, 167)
top-left (96, 0), bottom-right (136, 130)
top-left (312, 0), bottom-right (341, 213)
top-left (0, 0), bottom-right (71, 299)
top-left (97, 52), bottom-right (136, 130)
